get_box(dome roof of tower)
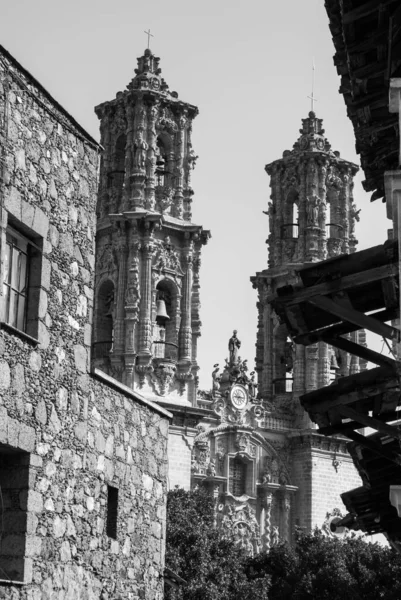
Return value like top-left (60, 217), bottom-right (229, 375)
top-left (128, 48), bottom-right (172, 96)
top-left (292, 111), bottom-right (332, 153)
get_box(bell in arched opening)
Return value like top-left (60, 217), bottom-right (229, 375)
top-left (156, 296), bottom-right (170, 325)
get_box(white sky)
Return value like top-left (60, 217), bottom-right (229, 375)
top-left (0, 0), bottom-right (389, 389)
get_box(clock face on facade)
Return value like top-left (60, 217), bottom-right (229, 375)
top-left (230, 384), bottom-right (248, 410)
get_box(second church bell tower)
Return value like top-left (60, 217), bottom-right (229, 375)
top-left (93, 48), bottom-right (210, 407)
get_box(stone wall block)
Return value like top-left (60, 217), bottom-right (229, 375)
top-left (38, 321), bottom-right (50, 349)
top-left (7, 416), bottom-right (19, 446)
top-left (0, 406), bottom-right (8, 442)
top-left (18, 423), bottom-right (36, 452)
top-left (35, 399), bottom-right (47, 425)
top-left (29, 351), bottom-right (42, 372)
top-left (74, 345), bottom-right (88, 373)
top-left (5, 185), bottom-right (22, 219)
top-left (0, 359), bottom-right (11, 389)
top-left (12, 363), bottom-right (25, 395)
top-left (27, 490), bottom-right (44, 513)
top-left (32, 206), bottom-right (49, 240)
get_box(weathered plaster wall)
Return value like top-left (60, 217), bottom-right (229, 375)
top-left (0, 47), bottom-right (169, 599)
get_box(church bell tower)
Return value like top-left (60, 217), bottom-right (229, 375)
top-left (93, 48), bottom-right (210, 407)
top-left (251, 111), bottom-right (364, 532)
top-left (254, 111), bottom-right (362, 409)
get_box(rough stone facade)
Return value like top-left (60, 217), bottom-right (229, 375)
top-left (0, 45), bottom-right (170, 599)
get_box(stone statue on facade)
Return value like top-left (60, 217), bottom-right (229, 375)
top-left (228, 330), bottom-right (241, 366)
top-left (212, 363), bottom-right (221, 393)
top-left (307, 195), bottom-right (320, 226)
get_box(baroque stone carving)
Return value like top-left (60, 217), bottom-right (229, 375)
top-left (150, 362), bottom-right (176, 396)
top-left (153, 237), bottom-right (181, 272)
top-left (219, 502), bottom-right (261, 557)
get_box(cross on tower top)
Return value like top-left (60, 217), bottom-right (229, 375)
top-left (144, 29), bottom-right (154, 49)
top-left (307, 59), bottom-right (317, 112)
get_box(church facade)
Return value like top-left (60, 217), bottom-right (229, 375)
top-left (191, 112), bottom-right (364, 552)
top-left (91, 49), bottom-right (364, 553)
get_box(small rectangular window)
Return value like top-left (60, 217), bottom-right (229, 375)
top-left (106, 485), bottom-right (118, 539)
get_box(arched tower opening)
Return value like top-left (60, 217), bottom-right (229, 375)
top-left (153, 278), bottom-right (178, 361)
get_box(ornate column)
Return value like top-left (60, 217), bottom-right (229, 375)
top-left (293, 344), bottom-right (305, 394)
top-left (173, 111), bottom-right (186, 219)
top-left (124, 233), bottom-right (141, 388)
top-left (262, 492), bottom-right (273, 550)
top-left (137, 228), bottom-right (154, 359)
top-left (109, 225), bottom-right (128, 380)
top-left (130, 99), bottom-right (147, 208)
top-left (318, 341), bottom-right (330, 388)
top-left (179, 235), bottom-right (193, 363)
top-left (305, 158), bottom-right (321, 262)
top-left (145, 101), bottom-right (159, 211)
top-left (283, 492), bottom-right (291, 543)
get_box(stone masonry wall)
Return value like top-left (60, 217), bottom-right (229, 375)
top-left (0, 47), bottom-right (170, 599)
top-left (290, 434), bottom-right (361, 534)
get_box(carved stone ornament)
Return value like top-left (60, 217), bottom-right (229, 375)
top-left (135, 363), bottom-right (154, 388)
top-left (155, 185), bottom-right (175, 213)
top-left (321, 507), bottom-right (348, 538)
top-left (97, 244), bottom-right (116, 274)
top-left (191, 437), bottom-right (211, 475)
top-left (153, 237), bottom-right (181, 272)
top-left (235, 432), bottom-right (251, 454)
top-left (175, 368), bottom-right (194, 395)
top-left (218, 502), bottom-right (261, 557)
top-left (149, 361), bottom-right (176, 396)
top-left (157, 108), bottom-right (178, 134)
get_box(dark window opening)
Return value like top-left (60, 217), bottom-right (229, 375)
top-left (229, 457), bottom-right (246, 497)
top-left (0, 445), bottom-right (30, 583)
top-left (106, 485), bottom-right (118, 539)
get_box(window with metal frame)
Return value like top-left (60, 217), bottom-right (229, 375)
top-left (3, 229), bottom-right (29, 332)
top-left (229, 457), bottom-right (247, 497)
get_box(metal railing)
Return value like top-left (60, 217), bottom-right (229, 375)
top-left (152, 340), bottom-right (178, 361)
top-left (325, 223), bottom-right (344, 237)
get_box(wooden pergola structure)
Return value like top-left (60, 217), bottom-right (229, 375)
top-left (271, 238), bottom-right (401, 541)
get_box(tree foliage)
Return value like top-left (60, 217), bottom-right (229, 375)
top-left (249, 529), bottom-right (401, 600)
top-left (165, 487), bottom-right (401, 599)
top-left (165, 486), bottom-right (270, 600)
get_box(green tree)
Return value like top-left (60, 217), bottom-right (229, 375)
top-left (247, 529), bottom-right (401, 600)
top-left (165, 486), bottom-right (270, 600)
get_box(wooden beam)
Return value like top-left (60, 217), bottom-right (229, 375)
top-left (308, 295), bottom-right (400, 341)
top-left (302, 374), bottom-right (398, 414)
top-left (343, 0), bottom-right (393, 25)
top-left (322, 335), bottom-right (397, 369)
top-left (350, 432), bottom-right (401, 465)
top-left (338, 405), bottom-right (401, 439)
top-left (345, 430), bottom-right (401, 466)
top-left (274, 263), bottom-right (398, 309)
top-left (294, 307), bottom-right (398, 345)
